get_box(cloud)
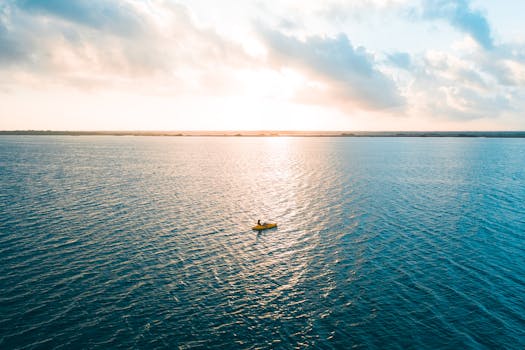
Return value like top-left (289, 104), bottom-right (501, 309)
top-left (1, 0), bottom-right (524, 129)
top-left (0, 0), bottom-right (252, 93)
top-left (405, 1), bottom-right (525, 120)
top-left (318, 0), bottom-right (412, 23)
top-left (421, 0), bottom-right (493, 49)
top-left (15, 0), bottom-right (144, 36)
top-left (470, 44), bottom-right (525, 87)
top-left (404, 50), bottom-right (516, 120)
top-left (257, 26), bottom-right (405, 111)
top-left (387, 52), bottom-right (411, 69)
top-left (0, 18), bottom-right (25, 64)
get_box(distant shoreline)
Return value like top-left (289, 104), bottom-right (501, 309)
top-left (1, 130), bottom-right (525, 138)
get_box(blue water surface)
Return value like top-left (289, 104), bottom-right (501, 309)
top-left (1, 136), bottom-right (524, 349)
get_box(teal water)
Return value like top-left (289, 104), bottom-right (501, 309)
top-left (1, 136), bottom-right (525, 349)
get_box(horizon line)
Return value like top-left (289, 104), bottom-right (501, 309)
top-left (1, 130), bottom-right (525, 138)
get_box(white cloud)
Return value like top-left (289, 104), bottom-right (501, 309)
top-left (404, 48), bottom-right (518, 120)
top-left (1, 0), bottom-right (525, 130)
top-left (257, 26), bottom-right (405, 112)
top-left (0, 0), bottom-right (253, 94)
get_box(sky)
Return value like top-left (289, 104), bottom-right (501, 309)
top-left (1, 0), bottom-right (525, 131)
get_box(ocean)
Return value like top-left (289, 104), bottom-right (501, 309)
top-left (1, 135), bottom-right (524, 349)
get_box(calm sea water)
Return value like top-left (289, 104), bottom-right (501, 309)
top-left (1, 136), bottom-right (525, 349)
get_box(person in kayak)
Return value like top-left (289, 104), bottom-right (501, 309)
top-left (257, 219), bottom-right (261, 226)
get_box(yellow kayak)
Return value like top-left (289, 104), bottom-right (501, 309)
top-left (252, 223), bottom-right (277, 231)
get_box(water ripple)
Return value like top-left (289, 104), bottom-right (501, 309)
top-left (1, 136), bottom-right (525, 349)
